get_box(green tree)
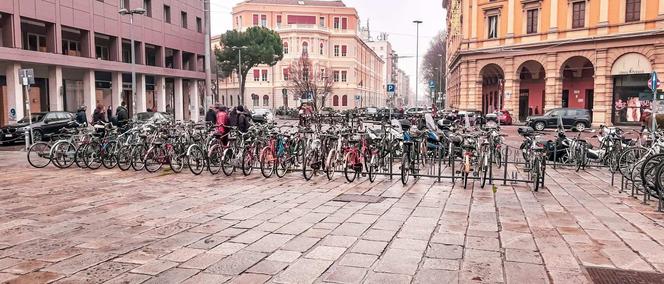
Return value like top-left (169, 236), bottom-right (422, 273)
top-left (216, 27), bottom-right (284, 105)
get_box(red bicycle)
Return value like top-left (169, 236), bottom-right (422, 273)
top-left (343, 132), bottom-right (379, 182)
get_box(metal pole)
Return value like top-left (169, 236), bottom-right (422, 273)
top-left (130, 14), bottom-right (136, 117)
top-left (238, 49), bottom-right (243, 106)
top-left (204, 0), bottom-right (212, 108)
top-left (24, 84), bottom-right (32, 150)
top-left (414, 21), bottom-right (420, 107)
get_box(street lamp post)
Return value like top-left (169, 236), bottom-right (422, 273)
top-left (437, 53), bottom-right (443, 109)
top-left (413, 20), bottom-right (422, 107)
top-left (119, 7), bottom-right (146, 117)
top-left (231, 46), bottom-right (248, 106)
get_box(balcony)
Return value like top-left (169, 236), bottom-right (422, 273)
top-left (275, 24), bottom-right (330, 33)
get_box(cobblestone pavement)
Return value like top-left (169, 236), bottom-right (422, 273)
top-left (1, 149), bottom-right (664, 284)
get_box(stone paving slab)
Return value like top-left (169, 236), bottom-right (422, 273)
top-left (1, 151), bottom-right (664, 283)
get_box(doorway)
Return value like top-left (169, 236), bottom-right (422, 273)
top-left (518, 90), bottom-right (529, 122)
top-left (562, 90), bottom-right (569, 108)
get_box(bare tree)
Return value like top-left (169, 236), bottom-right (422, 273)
top-left (286, 53), bottom-right (334, 112)
top-left (422, 30), bottom-right (446, 104)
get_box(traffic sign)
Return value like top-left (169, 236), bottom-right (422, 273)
top-left (19, 69), bottom-right (34, 86)
top-left (387, 83), bottom-right (396, 93)
top-left (649, 71), bottom-right (661, 92)
top-left (429, 80), bottom-right (436, 89)
top-left (355, 95), bottom-right (361, 101)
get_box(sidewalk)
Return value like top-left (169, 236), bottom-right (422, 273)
top-left (0, 151), bottom-right (662, 283)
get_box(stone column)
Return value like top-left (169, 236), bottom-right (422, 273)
top-left (507, 0), bottom-right (515, 38)
top-left (156, 76), bottom-right (166, 112)
top-left (503, 57), bottom-right (516, 113)
top-left (467, 60), bottom-right (479, 110)
top-left (48, 66), bottom-right (63, 111)
top-left (174, 78), bottom-right (184, 121)
top-left (83, 70), bottom-right (96, 119)
top-left (544, 53), bottom-right (558, 111)
top-left (189, 80), bottom-right (200, 121)
top-left (5, 63), bottom-right (22, 122)
top-left (593, 49), bottom-right (611, 126)
top-left (111, 72), bottom-right (122, 111)
top-left (136, 74), bottom-right (147, 113)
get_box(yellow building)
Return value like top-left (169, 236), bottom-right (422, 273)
top-left (444, 0), bottom-right (664, 125)
top-left (216, 0), bottom-right (384, 110)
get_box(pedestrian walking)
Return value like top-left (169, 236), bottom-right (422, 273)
top-left (237, 105), bottom-right (250, 133)
top-left (116, 101), bottom-right (129, 127)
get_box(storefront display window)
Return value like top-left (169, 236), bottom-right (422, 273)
top-left (612, 74), bottom-right (651, 125)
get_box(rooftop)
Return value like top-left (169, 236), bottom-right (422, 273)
top-left (242, 0), bottom-right (346, 7)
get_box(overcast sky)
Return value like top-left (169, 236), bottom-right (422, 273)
top-left (209, 0), bottom-right (446, 97)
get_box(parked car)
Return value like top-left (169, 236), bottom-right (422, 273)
top-left (0, 111), bottom-right (76, 144)
top-left (457, 110), bottom-right (480, 126)
top-left (405, 107), bottom-right (426, 115)
top-left (526, 108), bottom-right (591, 131)
top-left (497, 110), bottom-right (513, 125)
top-left (135, 112), bottom-right (172, 123)
top-left (251, 108), bottom-right (275, 123)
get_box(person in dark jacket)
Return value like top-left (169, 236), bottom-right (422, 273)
top-left (228, 107), bottom-right (239, 127)
top-left (106, 106), bottom-right (113, 122)
top-left (205, 105), bottom-right (217, 125)
top-left (237, 105), bottom-right (250, 133)
top-left (116, 101), bottom-right (129, 126)
top-left (92, 103), bottom-right (106, 124)
top-left (75, 106), bottom-right (88, 126)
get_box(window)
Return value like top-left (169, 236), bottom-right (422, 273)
top-left (164, 5), bottom-right (171, 23)
top-left (253, 14), bottom-right (259, 26)
top-left (625, 0), bottom-right (640, 22)
top-left (341, 71), bottom-right (347, 82)
top-left (302, 41), bottom-right (308, 55)
top-left (320, 43), bottom-right (324, 55)
top-left (303, 67), bottom-right (309, 81)
top-left (341, 18), bottom-right (348, 29)
top-left (287, 15), bottom-right (316, 24)
top-left (526, 9), bottom-right (538, 34)
top-left (320, 68), bottom-right (325, 80)
top-left (283, 68), bottom-right (289, 80)
top-left (572, 2), bottom-right (585, 28)
top-left (25, 33), bottom-right (46, 51)
top-left (196, 17), bottom-right (202, 33)
top-left (333, 17), bottom-right (340, 29)
top-left (263, 95), bottom-right (269, 106)
top-left (342, 95), bottom-right (348, 106)
top-left (121, 0), bottom-right (129, 9)
top-left (277, 15), bottom-right (282, 26)
top-left (334, 45), bottom-right (339, 57)
top-left (253, 69), bottom-right (260, 81)
top-left (252, 94), bottom-right (259, 107)
top-left (488, 15), bottom-right (498, 39)
top-left (143, 0), bottom-right (152, 17)
top-left (333, 95), bottom-right (339, 106)
top-left (261, 15), bottom-right (267, 27)
top-left (96, 45), bottom-right (109, 60)
top-left (261, 70), bottom-right (268, 81)
top-left (319, 17), bottom-right (325, 27)
top-left (181, 11), bottom-right (187, 28)
top-left (283, 42), bottom-right (289, 54)
top-left (62, 39), bottom-right (80, 56)
top-left (341, 45), bottom-right (347, 57)
top-left (333, 71), bottom-right (340, 82)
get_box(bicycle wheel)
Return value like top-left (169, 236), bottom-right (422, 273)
top-left (144, 146), bottom-right (165, 173)
top-left (302, 149), bottom-right (318, 181)
top-left (325, 150), bottom-right (337, 181)
top-left (116, 145), bottom-right (132, 171)
top-left (187, 144), bottom-right (206, 175)
top-left (169, 146), bottom-right (185, 173)
top-left (575, 144), bottom-right (587, 172)
top-left (654, 163), bottom-right (664, 199)
top-left (27, 142), bottom-right (52, 168)
top-left (479, 153), bottom-right (488, 189)
top-left (259, 147), bottom-right (275, 178)
top-left (618, 147), bottom-right (647, 180)
top-left (344, 151), bottom-right (358, 183)
top-left (75, 143), bottom-right (89, 168)
top-left (401, 152), bottom-right (410, 185)
top-left (463, 155), bottom-right (470, 189)
top-left (241, 147), bottom-right (255, 176)
top-left (494, 148), bottom-right (503, 169)
top-left (207, 144), bottom-right (223, 175)
top-left (131, 144), bottom-right (147, 171)
top-left (368, 154), bottom-right (378, 183)
top-left (640, 154), bottom-right (664, 193)
top-left (102, 141), bottom-right (118, 169)
top-left (84, 141), bottom-right (103, 170)
top-left (52, 141), bottom-right (76, 169)
top-left (532, 157), bottom-right (541, 192)
top-left (221, 148), bottom-right (235, 176)
top-left (276, 155), bottom-right (291, 178)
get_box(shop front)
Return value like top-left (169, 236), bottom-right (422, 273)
top-left (611, 53), bottom-right (653, 126)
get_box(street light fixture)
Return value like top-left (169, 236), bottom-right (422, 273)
top-left (231, 46), bottom-right (248, 106)
top-left (119, 7), bottom-right (146, 117)
top-left (413, 20), bottom-right (422, 107)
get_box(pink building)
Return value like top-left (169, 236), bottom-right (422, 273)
top-left (0, 0), bottom-right (207, 125)
top-left (217, 0), bottom-right (385, 110)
